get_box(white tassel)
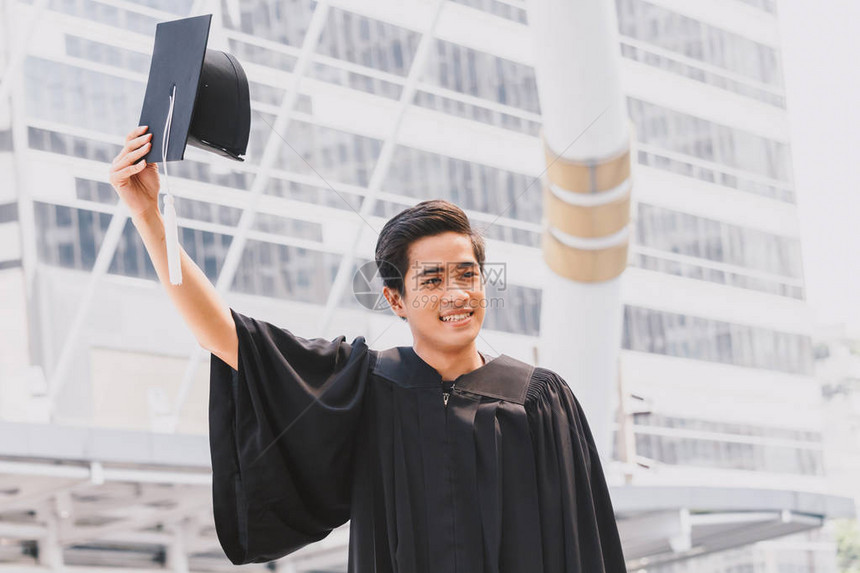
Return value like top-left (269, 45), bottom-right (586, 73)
top-left (160, 84), bottom-right (182, 285)
top-left (163, 194), bottom-right (182, 285)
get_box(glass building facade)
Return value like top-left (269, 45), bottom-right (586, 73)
top-left (2, 0), bottom-right (830, 570)
top-left (16, 0), bottom-right (811, 457)
top-left (18, 0), bottom-right (813, 470)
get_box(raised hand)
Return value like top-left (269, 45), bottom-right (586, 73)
top-left (109, 125), bottom-right (161, 219)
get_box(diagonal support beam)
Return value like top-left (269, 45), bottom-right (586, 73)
top-left (46, 204), bottom-right (129, 413)
top-left (164, 1), bottom-right (334, 432)
top-left (316, 0), bottom-right (447, 336)
top-left (45, 0), bottom-right (221, 416)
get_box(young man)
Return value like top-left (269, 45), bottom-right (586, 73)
top-left (110, 126), bottom-right (627, 572)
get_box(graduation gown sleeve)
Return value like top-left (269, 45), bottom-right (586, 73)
top-left (525, 367), bottom-right (628, 572)
top-left (208, 308), bottom-right (371, 565)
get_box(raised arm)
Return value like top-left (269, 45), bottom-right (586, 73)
top-left (109, 125), bottom-right (238, 369)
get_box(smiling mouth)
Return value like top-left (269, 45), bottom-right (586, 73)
top-left (439, 311), bottom-right (474, 324)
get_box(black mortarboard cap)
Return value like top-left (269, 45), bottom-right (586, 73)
top-left (139, 14), bottom-right (250, 163)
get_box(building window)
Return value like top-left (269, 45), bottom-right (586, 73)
top-left (232, 240), bottom-right (342, 302)
top-left (384, 145), bottom-right (542, 226)
top-left (618, 43), bottom-right (785, 108)
top-left (248, 114), bottom-right (382, 187)
top-left (24, 57), bottom-right (144, 137)
top-left (424, 40), bottom-right (540, 114)
top-left (265, 177), bottom-right (364, 212)
top-left (623, 305), bottom-right (814, 375)
top-left (0, 203), bottom-right (19, 224)
top-left (34, 202), bottom-right (111, 271)
top-left (174, 198), bottom-right (243, 227)
top-left (252, 212), bottom-right (324, 242)
top-left (733, 0), bottom-right (777, 14)
top-left (226, 0), bottom-right (315, 49)
top-left (49, 0), bottom-right (162, 34)
top-left (632, 414), bottom-right (822, 475)
top-left (33, 202), bottom-right (231, 282)
top-left (631, 253), bottom-right (804, 300)
top-left (75, 178), bottom-right (118, 205)
top-left (450, 0), bottom-right (528, 24)
top-left (65, 35), bottom-right (149, 73)
top-left (317, 8), bottom-right (421, 77)
top-left (635, 203), bottom-right (803, 279)
top-left (634, 433), bottom-right (822, 475)
top-left (615, 0), bottom-right (784, 87)
top-left (634, 413), bottom-right (821, 442)
top-left (628, 99), bottom-right (795, 202)
top-left (29, 127), bottom-right (120, 163)
top-left (482, 282), bottom-right (541, 336)
top-left (412, 90), bottom-right (541, 136)
top-left (0, 129), bottom-right (13, 151)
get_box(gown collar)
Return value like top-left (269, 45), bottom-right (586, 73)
top-left (373, 346), bottom-right (534, 405)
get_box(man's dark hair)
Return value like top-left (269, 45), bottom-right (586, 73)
top-left (375, 200), bottom-right (485, 319)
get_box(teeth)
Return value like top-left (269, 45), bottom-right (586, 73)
top-left (441, 312), bottom-right (472, 322)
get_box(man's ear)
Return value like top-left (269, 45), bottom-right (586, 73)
top-left (382, 286), bottom-right (406, 319)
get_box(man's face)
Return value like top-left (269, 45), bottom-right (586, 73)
top-left (383, 232), bottom-right (486, 352)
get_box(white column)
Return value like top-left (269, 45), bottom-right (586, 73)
top-left (526, 0), bottom-right (631, 457)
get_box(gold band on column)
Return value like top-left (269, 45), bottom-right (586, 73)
top-left (542, 230), bottom-right (629, 282)
top-left (543, 140), bottom-right (631, 194)
top-left (541, 132), bottom-right (633, 281)
top-left (543, 184), bottom-right (631, 239)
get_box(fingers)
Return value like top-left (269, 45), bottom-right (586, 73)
top-left (116, 125), bottom-right (150, 165)
top-left (120, 133), bottom-right (152, 159)
top-left (109, 159), bottom-right (148, 187)
top-left (126, 125), bottom-right (148, 143)
top-left (113, 133), bottom-right (152, 169)
top-left (121, 140), bottom-right (152, 169)
top-left (110, 126), bottom-right (157, 191)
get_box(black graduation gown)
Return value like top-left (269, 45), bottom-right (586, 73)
top-left (209, 309), bottom-right (628, 572)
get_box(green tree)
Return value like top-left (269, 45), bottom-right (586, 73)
top-left (837, 519), bottom-right (860, 573)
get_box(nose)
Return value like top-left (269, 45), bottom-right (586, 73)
top-left (440, 285), bottom-right (471, 312)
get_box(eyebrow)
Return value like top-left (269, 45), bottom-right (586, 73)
top-left (415, 262), bottom-right (476, 277)
top-left (416, 266), bottom-right (443, 278)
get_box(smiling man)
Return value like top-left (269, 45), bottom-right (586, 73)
top-left (378, 220), bottom-right (488, 383)
top-left (208, 200), bottom-right (628, 572)
top-left (107, 134), bottom-right (625, 572)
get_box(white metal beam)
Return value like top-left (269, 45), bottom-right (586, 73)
top-left (58, 492), bottom-right (210, 546)
top-left (6, 0), bottom-right (45, 412)
top-left (44, 0), bottom-right (214, 417)
top-left (45, 204), bottom-right (129, 412)
top-left (316, 0), bottom-right (447, 336)
top-left (0, 522), bottom-right (47, 539)
top-left (616, 508), bottom-right (691, 556)
top-left (0, 459), bottom-right (210, 486)
top-left (0, 477), bottom-right (88, 513)
top-left (165, 0), bottom-right (335, 432)
top-left (34, 502), bottom-right (64, 571)
top-left (165, 518), bottom-right (191, 573)
top-left (70, 484), bottom-right (182, 514)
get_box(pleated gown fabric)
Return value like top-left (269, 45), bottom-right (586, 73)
top-left (208, 309), bottom-right (628, 572)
